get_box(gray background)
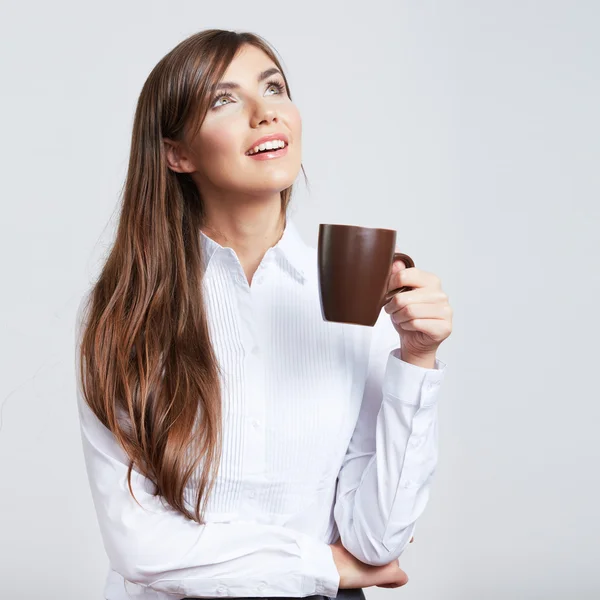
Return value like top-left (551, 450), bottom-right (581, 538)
top-left (0, 1), bottom-right (598, 598)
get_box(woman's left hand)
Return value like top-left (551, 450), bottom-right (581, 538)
top-left (376, 536), bottom-right (415, 589)
top-left (383, 259), bottom-right (453, 360)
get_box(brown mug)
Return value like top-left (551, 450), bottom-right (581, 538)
top-left (317, 223), bottom-right (415, 327)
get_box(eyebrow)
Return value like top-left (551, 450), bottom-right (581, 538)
top-left (214, 67), bottom-right (282, 91)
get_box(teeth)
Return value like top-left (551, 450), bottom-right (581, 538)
top-left (247, 139), bottom-right (286, 155)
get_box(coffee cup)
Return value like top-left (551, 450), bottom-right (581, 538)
top-left (317, 223), bottom-right (415, 327)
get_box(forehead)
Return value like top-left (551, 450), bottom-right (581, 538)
top-left (221, 44), bottom-right (277, 81)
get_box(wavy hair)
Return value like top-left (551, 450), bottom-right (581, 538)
top-left (77, 29), bottom-right (305, 524)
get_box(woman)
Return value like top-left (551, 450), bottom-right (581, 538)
top-left (75, 29), bottom-right (452, 600)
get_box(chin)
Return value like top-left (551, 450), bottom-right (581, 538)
top-left (247, 171), bottom-right (299, 193)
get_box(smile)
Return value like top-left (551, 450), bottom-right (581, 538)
top-left (246, 143), bottom-right (289, 160)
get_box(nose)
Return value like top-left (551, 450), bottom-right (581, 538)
top-left (250, 100), bottom-right (279, 128)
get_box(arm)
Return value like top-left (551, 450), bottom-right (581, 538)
top-left (74, 296), bottom-right (340, 598)
top-left (333, 309), bottom-right (447, 566)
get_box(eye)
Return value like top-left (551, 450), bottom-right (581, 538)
top-left (264, 79), bottom-right (286, 96)
top-left (211, 79), bottom-right (287, 110)
top-left (212, 91), bottom-right (235, 109)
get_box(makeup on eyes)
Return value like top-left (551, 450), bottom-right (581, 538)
top-left (211, 79), bottom-right (286, 109)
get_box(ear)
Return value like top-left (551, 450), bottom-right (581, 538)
top-left (163, 138), bottom-right (195, 174)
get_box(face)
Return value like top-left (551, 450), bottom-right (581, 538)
top-left (165, 44), bottom-right (302, 199)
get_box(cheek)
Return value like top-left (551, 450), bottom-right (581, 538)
top-left (286, 105), bottom-right (302, 143)
top-left (279, 105), bottom-right (302, 165)
top-left (196, 124), bottom-right (241, 170)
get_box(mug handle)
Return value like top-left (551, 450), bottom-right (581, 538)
top-left (380, 252), bottom-right (415, 309)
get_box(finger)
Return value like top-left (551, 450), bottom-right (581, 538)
top-left (388, 267), bottom-right (441, 292)
top-left (391, 256), bottom-right (409, 273)
top-left (376, 575), bottom-right (409, 588)
top-left (397, 318), bottom-right (452, 340)
top-left (391, 303), bottom-right (452, 325)
top-left (376, 563), bottom-right (409, 588)
top-left (394, 569), bottom-right (409, 586)
top-left (384, 287), bottom-right (448, 314)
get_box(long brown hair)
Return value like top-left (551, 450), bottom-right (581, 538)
top-left (77, 29), bottom-right (306, 524)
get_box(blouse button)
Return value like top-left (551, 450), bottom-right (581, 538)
top-left (216, 586), bottom-right (227, 596)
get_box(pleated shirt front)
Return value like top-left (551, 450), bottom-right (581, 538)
top-left (75, 217), bottom-right (447, 600)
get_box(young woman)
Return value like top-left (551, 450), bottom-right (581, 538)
top-left (75, 29), bottom-right (452, 600)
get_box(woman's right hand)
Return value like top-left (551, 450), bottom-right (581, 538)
top-left (329, 538), bottom-right (411, 589)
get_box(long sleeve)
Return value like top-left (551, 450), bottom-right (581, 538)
top-left (333, 309), bottom-right (447, 566)
top-left (74, 296), bottom-right (340, 598)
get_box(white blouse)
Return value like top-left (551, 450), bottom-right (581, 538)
top-left (75, 217), bottom-right (447, 600)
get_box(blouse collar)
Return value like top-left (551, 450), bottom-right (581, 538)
top-left (199, 217), bottom-right (313, 283)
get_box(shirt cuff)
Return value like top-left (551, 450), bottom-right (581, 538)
top-left (382, 348), bottom-right (447, 408)
top-left (296, 533), bottom-right (340, 597)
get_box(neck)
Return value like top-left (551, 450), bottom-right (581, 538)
top-left (200, 194), bottom-right (286, 282)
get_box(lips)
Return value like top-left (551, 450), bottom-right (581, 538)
top-left (245, 133), bottom-right (289, 155)
top-left (246, 144), bottom-right (289, 161)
